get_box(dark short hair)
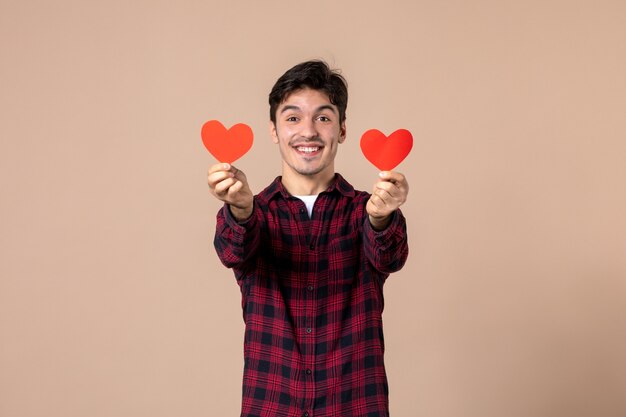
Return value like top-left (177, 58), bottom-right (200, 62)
top-left (269, 60), bottom-right (348, 124)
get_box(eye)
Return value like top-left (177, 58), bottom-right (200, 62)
top-left (317, 115), bottom-right (331, 122)
top-left (286, 116), bottom-right (299, 122)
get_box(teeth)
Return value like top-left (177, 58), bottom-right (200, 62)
top-left (297, 147), bottom-right (319, 153)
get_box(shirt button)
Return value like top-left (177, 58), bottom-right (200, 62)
top-left (307, 285), bottom-right (314, 292)
top-left (306, 327), bottom-right (312, 334)
top-left (303, 413), bottom-right (310, 417)
top-left (306, 369), bottom-right (312, 375)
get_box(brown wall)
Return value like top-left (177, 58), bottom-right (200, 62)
top-left (1, 1), bottom-right (625, 416)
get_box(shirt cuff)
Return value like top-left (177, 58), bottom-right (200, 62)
top-left (222, 202), bottom-right (258, 240)
top-left (364, 210), bottom-right (400, 243)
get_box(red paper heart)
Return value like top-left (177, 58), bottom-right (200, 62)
top-left (360, 129), bottom-right (413, 171)
top-left (201, 120), bottom-right (253, 163)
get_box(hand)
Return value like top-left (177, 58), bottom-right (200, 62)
top-left (208, 163), bottom-right (254, 221)
top-left (366, 171), bottom-right (409, 230)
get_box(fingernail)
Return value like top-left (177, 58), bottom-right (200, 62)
top-left (223, 163), bottom-right (230, 170)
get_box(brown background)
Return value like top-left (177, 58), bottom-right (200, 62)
top-left (1, 1), bottom-right (625, 416)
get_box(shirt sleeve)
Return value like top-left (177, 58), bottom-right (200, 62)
top-left (213, 201), bottom-right (261, 270)
top-left (362, 209), bottom-right (409, 274)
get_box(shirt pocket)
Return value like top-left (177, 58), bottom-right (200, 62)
top-left (328, 230), bottom-right (361, 284)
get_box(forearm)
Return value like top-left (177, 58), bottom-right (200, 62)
top-left (214, 202), bottom-right (260, 269)
top-left (363, 209), bottom-right (409, 273)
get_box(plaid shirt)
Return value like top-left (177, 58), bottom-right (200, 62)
top-left (214, 174), bottom-right (408, 417)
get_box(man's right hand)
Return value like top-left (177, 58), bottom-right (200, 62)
top-left (208, 163), bottom-right (254, 221)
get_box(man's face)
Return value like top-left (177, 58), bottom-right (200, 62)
top-left (270, 88), bottom-right (346, 180)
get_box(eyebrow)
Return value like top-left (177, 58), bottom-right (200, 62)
top-left (279, 104), bottom-right (338, 114)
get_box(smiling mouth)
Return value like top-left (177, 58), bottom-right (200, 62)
top-left (294, 145), bottom-right (323, 155)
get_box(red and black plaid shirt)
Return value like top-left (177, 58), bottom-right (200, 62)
top-left (214, 174), bottom-right (408, 417)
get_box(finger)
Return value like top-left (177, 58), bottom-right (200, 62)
top-left (378, 183), bottom-right (408, 206)
top-left (208, 163), bottom-right (232, 176)
top-left (375, 180), bottom-right (401, 196)
top-left (213, 177), bottom-right (238, 195)
top-left (379, 179), bottom-right (408, 202)
top-left (228, 180), bottom-right (244, 196)
top-left (379, 171), bottom-right (407, 186)
top-left (208, 170), bottom-right (235, 188)
top-left (369, 193), bottom-right (386, 210)
top-left (373, 186), bottom-right (394, 203)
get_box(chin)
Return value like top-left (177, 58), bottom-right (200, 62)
top-left (296, 169), bottom-right (321, 176)
top-left (294, 165), bottom-right (325, 176)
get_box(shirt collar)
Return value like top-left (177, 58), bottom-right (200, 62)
top-left (263, 173), bottom-right (356, 200)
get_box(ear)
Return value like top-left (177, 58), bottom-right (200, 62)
top-left (269, 121), bottom-right (279, 144)
top-left (338, 121), bottom-right (347, 144)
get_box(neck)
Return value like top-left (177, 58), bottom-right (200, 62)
top-left (281, 168), bottom-right (335, 196)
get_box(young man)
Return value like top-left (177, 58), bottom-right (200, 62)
top-left (208, 60), bottom-right (409, 417)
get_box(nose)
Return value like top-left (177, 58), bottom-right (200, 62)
top-left (299, 118), bottom-right (318, 139)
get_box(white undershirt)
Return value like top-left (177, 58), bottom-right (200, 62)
top-left (294, 194), bottom-right (319, 218)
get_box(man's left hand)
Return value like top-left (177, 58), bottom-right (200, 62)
top-left (366, 171), bottom-right (409, 230)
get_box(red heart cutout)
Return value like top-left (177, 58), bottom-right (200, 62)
top-left (201, 120), bottom-right (253, 163)
top-left (360, 129), bottom-right (413, 171)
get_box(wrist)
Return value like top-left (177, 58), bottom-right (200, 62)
top-left (368, 214), bottom-right (392, 231)
top-left (230, 204), bottom-right (253, 222)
